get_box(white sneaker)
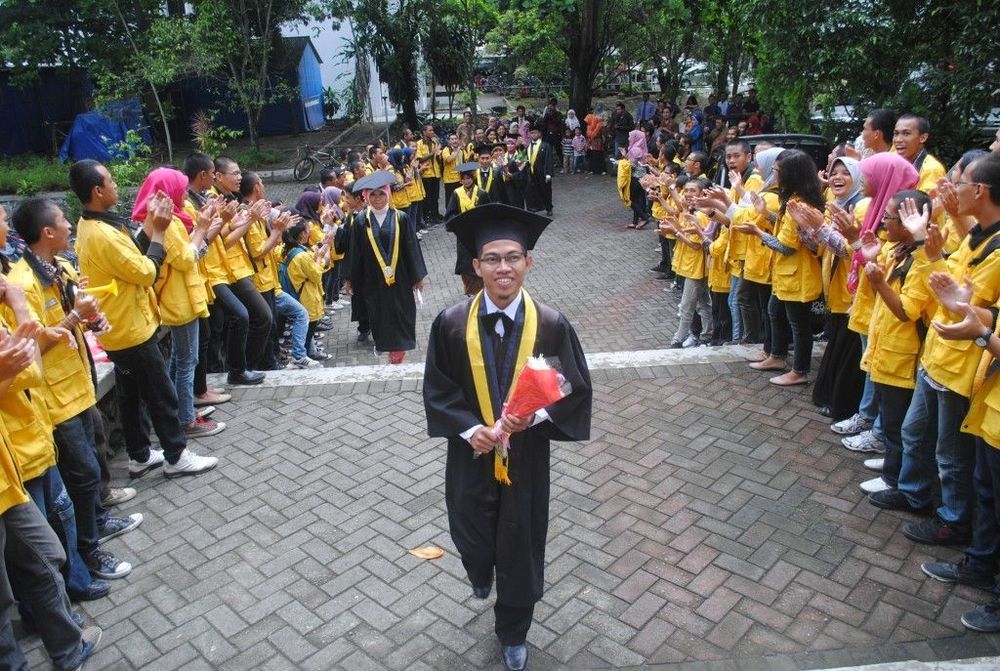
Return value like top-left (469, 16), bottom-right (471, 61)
top-left (682, 335), bottom-right (699, 348)
top-left (842, 430), bottom-right (886, 453)
top-left (163, 449), bottom-right (218, 479)
top-left (328, 302), bottom-right (344, 311)
top-left (864, 457), bottom-right (885, 472)
top-left (831, 412), bottom-right (874, 436)
top-left (128, 448), bottom-right (165, 478)
top-left (286, 356), bottom-right (321, 369)
top-left (859, 476), bottom-right (890, 494)
top-left (337, 298), bottom-right (351, 307)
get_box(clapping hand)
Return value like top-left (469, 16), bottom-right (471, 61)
top-left (928, 271), bottom-right (973, 314)
top-left (787, 200), bottom-right (824, 229)
top-left (863, 261), bottom-right (886, 285)
top-left (749, 191), bottom-right (768, 216)
top-left (936, 178), bottom-right (960, 219)
top-left (931, 302), bottom-right (992, 341)
top-left (827, 202), bottom-right (859, 242)
top-left (0, 324), bottom-right (38, 381)
top-left (146, 191), bottom-right (174, 232)
top-left (859, 231), bottom-right (881, 263)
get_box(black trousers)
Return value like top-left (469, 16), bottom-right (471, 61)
top-left (770, 297), bottom-right (813, 372)
top-left (711, 291), bottom-right (732, 343)
top-left (495, 602), bottom-right (534, 646)
top-left (443, 182), bottom-right (458, 214)
top-left (232, 277), bottom-right (273, 372)
top-left (423, 176), bottom-right (441, 219)
top-left (737, 277), bottom-right (771, 345)
top-left (106, 333), bottom-right (186, 464)
top-left (259, 288), bottom-right (278, 370)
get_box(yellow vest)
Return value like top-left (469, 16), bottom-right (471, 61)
top-left (155, 216), bottom-right (210, 326)
top-left (74, 215), bottom-right (160, 351)
top-left (8, 258), bottom-right (96, 425)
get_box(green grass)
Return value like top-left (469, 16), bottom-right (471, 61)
top-left (0, 156), bottom-right (71, 195)
top-left (228, 147), bottom-right (288, 168)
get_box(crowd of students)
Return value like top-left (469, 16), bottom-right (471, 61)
top-left (617, 106), bottom-right (1000, 631)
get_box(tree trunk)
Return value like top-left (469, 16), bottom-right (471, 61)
top-left (402, 96), bottom-right (419, 131)
top-left (567, 0), bottom-right (603, 119)
top-left (430, 72), bottom-right (437, 119)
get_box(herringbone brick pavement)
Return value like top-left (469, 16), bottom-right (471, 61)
top-left (17, 173), bottom-right (998, 669)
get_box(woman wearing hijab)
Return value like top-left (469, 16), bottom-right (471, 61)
top-left (792, 157), bottom-right (870, 417)
top-left (623, 129), bottom-right (651, 229)
top-left (295, 190), bottom-right (326, 249)
top-left (565, 109), bottom-right (580, 132)
top-left (131, 168), bottom-right (223, 437)
top-left (348, 171), bottom-right (428, 364)
top-left (733, 146), bottom-right (783, 348)
top-left (320, 186), bottom-right (349, 313)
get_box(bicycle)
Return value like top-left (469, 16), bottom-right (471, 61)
top-left (293, 142), bottom-right (338, 182)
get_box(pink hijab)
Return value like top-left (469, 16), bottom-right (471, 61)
top-left (131, 167), bottom-right (194, 231)
top-left (846, 153), bottom-right (919, 293)
top-left (626, 129), bottom-right (648, 162)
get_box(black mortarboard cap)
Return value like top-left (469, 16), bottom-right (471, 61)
top-left (446, 203), bottom-right (551, 256)
top-left (457, 161), bottom-right (481, 174)
top-left (352, 170), bottom-right (396, 192)
top-left (475, 143), bottom-right (500, 156)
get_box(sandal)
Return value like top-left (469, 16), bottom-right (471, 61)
top-left (634, 220), bottom-right (649, 230)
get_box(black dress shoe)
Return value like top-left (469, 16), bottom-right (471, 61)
top-left (818, 406), bottom-right (832, 417)
top-left (472, 582), bottom-right (492, 599)
top-left (501, 644), bottom-right (527, 671)
top-left (356, 331), bottom-right (370, 343)
top-left (227, 370), bottom-right (265, 386)
top-left (69, 580), bottom-right (111, 602)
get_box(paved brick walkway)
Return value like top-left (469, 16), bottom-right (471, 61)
top-left (21, 174), bottom-right (1000, 669)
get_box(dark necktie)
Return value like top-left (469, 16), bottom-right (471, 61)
top-left (481, 311), bottom-right (514, 390)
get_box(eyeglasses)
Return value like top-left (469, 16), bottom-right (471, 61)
top-left (955, 180), bottom-right (990, 189)
top-left (222, 171), bottom-right (241, 177)
top-left (882, 213), bottom-right (900, 221)
top-left (478, 252), bottom-right (525, 268)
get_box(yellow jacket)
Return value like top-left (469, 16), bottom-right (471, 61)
top-left (772, 201), bottom-right (822, 302)
top-left (916, 154), bottom-right (946, 194)
top-left (963, 306), bottom-right (1000, 448)
top-left (0, 414), bottom-right (29, 515)
top-left (8, 258), bottom-right (96, 425)
top-left (740, 191), bottom-right (780, 284)
top-left (416, 138), bottom-right (442, 178)
top-left (286, 247), bottom-right (326, 321)
top-left (183, 198), bottom-right (223, 300)
top-left (75, 215), bottom-right (160, 351)
top-left (726, 173), bottom-right (763, 265)
top-left (672, 212), bottom-right (709, 280)
top-left (0, 312), bottom-right (56, 483)
top-left (244, 218), bottom-right (281, 294)
top-left (862, 248), bottom-right (938, 389)
top-left (442, 146), bottom-right (462, 184)
top-left (822, 199), bottom-right (868, 314)
top-left (921, 228), bottom-right (1000, 397)
top-left (708, 225), bottom-right (731, 293)
top-left (155, 216), bottom-right (209, 326)
top-left (390, 170), bottom-right (412, 210)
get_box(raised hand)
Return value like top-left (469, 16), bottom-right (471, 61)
top-left (899, 197), bottom-right (930, 241)
top-left (936, 178), bottom-right (960, 218)
top-left (827, 202), bottom-right (859, 242)
top-left (73, 291), bottom-right (99, 321)
top-left (931, 302), bottom-right (992, 341)
top-left (750, 191), bottom-right (767, 216)
top-left (787, 200), bottom-right (824, 229)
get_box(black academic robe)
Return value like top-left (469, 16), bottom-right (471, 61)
top-left (445, 186), bottom-right (491, 276)
top-left (349, 208), bottom-right (427, 351)
top-left (423, 295), bottom-right (592, 609)
top-left (476, 166), bottom-right (505, 205)
top-left (502, 153), bottom-right (527, 210)
top-left (523, 140), bottom-right (554, 212)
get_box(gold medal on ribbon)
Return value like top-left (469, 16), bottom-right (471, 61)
top-left (384, 265), bottom-right (394, 279)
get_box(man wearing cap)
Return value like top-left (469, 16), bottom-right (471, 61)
top-left (424, 204), bottom-right (592, 671)
top-left (348, 171), bottom-right (427, 364)
top-left (475, 144), bottom-right (505, 204)
top-left (523, 125), bottom-right (554, 216)
top-left (445, 162), bottom-right (492, 296)
top-left (502, 134), bottom-right (527, 210)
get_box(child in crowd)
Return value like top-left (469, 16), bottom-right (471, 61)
top-left (280, 222), bottom-right (331, 363)
top-left (561, 129), bottom-right (575, 174)
top-left (663, 178), bottom-right (713, 347)
top-left (571, 127), bottom-right (587, 174)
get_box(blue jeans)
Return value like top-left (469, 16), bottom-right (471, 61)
top-left (274, 291), bottom-right (309, 360)
top-left (23, 468), bottom-right (94, 600)
top-left (966, 438), bottom-right (1000, 581)
top-left (167, 319), bottom-right (199, 426)
top-left (729, 275), bottom-right (743, 341)
top-left (52, 410), bottom-right (103, 556)
top-left (897, 371), bottom-right (975, 524)
top-left (857, 334), bottom-right (884, 439)
top-left (1, 501), bottom-right (83, 670)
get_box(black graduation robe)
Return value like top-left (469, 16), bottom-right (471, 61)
top-left (349, 207), bottom-right (427, 351)
top-left (444, 186), bottom-right (491, 276)
top-left (475, 166), bottom-right (505, 205)
top-left (423, 294), bottom-right (592, 609)
top-left (502, 153), bottom-right (527, 210)
top-left (523, 140), bottom-right (554, 212)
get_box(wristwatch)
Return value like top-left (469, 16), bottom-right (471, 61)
top-left (974, 329), bottom-right (993, 348)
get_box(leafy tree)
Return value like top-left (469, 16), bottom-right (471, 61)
top-left (423, 17), bottom-right (471, 119)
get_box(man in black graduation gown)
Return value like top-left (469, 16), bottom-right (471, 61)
top-left (522, 124), bottom-right (554, 216)
top-left (502, 134), bottom-right (527, 210)
top-left (348, 170), bottom-right (428, 364)
top-left (445, 162), bottom-right (491, 296)
top-left (424, 204), bottom-right (592, 671)
top-left (475, 144), bottom-right (505, 204)
top-left (340, 180), bottom-right (371, 342)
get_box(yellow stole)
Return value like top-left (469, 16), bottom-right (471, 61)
top-left (364, 207), bottom-right (400, 286)
top-left (456, 187), bottom-right (479, 213)
top-left (475, 169), bottom-right (494, 193)
top-left (464, 289), bottom-right (538, 485)
top-left (528, 141), bottom-right (540, 169)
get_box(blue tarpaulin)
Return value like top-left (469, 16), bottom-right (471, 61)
top-left (58, 100), bottom-right (151, 162)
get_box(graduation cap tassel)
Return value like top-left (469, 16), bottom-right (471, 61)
top-left (494, 447), bottom-right (512, 486)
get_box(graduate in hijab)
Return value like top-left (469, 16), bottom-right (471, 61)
top-left (424, 204), bottom-right (591, 671)
top-left (347, 171), bottom-right (428, 364)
